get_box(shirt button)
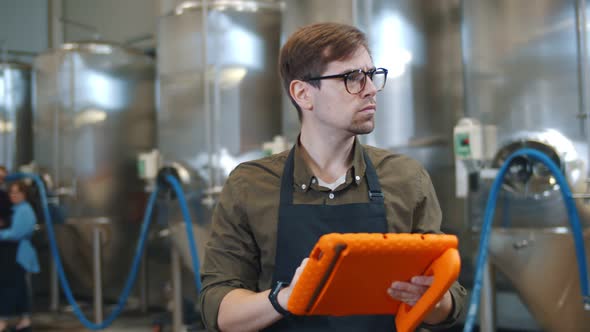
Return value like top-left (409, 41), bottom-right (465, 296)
top-left (301, 184), bottom-right (307, 190)
top-left (311, 178), bottom-right (317, 184)
top-left (355, 175), bottom-right (361, 181)
top-left (329, 193), bottom-right (335, 199)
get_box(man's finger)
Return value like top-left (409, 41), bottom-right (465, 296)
top-left (410, 276), bottom-right (434, 286)
top-left (387, 289), bottom-right (419, 305)
top-left (390, 281), bottom-right (429, 294)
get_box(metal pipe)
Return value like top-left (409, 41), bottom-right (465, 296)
top-left (47, 0), bottom-right (63, 49)
top-left (59, 17), bottom-right (101, 40)
top-left (171, 243), bottom-right (183, 332)
top-left (213, 63), bottom-right (221, 187)
top-left (480, 260), bottom-right (496, 332)
top-left (125, 34), bottom-right (154, 46)
top-left (575, 0), bottom-right (590, 183)
top-left (1, 49), bottom-right (6, 166)
top-left (202, 0), bottom-right (213, 193)
top-left (93, 227), bottom-right (103, 323)
top-left (50, 254), bottom-right (60, 311)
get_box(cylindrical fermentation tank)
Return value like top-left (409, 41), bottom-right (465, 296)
top-left (157, 0), bottom-right (283, 273)
top-left (34, 42), bottom-right (156, 220)
top-left (0, 61), bottom-right (32, 171)
top-left (33, 41), bottom-right (156, 300)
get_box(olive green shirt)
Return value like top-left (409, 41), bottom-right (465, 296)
top-left (200, 139), bottom-right (466, 331)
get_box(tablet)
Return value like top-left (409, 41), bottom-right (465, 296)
top-left (287, 233), bottom-right (460, 332)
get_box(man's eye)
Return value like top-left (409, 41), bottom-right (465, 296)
top-left (348, 72), bottom-right (364, 82)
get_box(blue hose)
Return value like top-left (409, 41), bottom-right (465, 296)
top-left (463, 148), bottom-right (590, 331)
top-left (164, 174), bottom-right (202, 292)
top-left (6, 172), bottom-right (159, 330)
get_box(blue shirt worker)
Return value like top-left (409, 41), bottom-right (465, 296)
top-left (0, 181), bottom-right (39, 332)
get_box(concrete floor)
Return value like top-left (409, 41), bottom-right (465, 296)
top-left (7, 311), bottom-right (205, 332)
top-left (19, 312), bottom-right (154, 332)
top-left (16, 311), bottom-right (541, 332)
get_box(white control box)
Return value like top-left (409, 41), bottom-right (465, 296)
top-left (138, 149), bottom-right (161, 181)
top-left (454, 118), bottom-right (484, 160)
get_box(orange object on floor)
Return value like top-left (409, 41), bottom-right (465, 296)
top-left (287, 233), bottom-right (461, 332)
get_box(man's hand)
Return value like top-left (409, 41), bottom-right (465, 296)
top-left (387, 276), bottom-right (453, 325)
top-left (277, 258), bottom-right (308, 308)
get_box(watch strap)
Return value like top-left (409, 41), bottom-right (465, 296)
top-left (269, 281), bottom-right (291, 316)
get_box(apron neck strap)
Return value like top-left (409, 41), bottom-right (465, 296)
top-left (279, 144), bottom-right (384, 205)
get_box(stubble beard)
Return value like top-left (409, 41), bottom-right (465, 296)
top-left (349, 114), bottom-right (375, 135)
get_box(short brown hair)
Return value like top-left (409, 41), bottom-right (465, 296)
top-left (279, 23), bottom-right (370, 119)
top-left (10, 181), bottom-right (29, 200)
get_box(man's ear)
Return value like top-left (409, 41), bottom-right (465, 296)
top-left (289, 80), bottom-right (314, 111)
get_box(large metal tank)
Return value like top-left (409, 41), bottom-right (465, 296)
top-left (157, 0), bottom-right (282, 276)
top-left (463, 0), bottom-right (590, 330)
top-left (33, 42), bottom-right (156, 301)
top-left (0, 61), bottom-right (32, 171)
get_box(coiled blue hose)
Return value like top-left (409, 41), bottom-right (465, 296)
top-left (463, 148), bottom-right (590, 331)
top-left (6, 172), bottom-right (202, 329)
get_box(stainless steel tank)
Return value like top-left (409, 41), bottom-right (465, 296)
top-left (158, 0), bottom-right (282, 189)
top-left (157, 0), bottom-right (283, 275)
top-left (463, 0), bottom-right (590, 330)
top-left (0, 61), bottom-right (32, 171)
top-left (33, 42), bottom-right (157, 301)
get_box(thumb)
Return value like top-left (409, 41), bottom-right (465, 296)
top-left (291, 258), bottom-right (309, 286)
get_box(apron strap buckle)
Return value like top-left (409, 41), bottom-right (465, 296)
top-left (368, 190), bottom-right (384, 200)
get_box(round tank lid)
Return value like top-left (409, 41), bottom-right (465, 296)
top-left (492, 130), bottom-right (580, 198)
top-left (170, 0), bottom-right (283, 16)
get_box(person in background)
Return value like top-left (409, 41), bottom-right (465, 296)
top-left (199, 22), bottom-right (465, 331)
top-left (0, 166), bottom-right (12, 229)
top-left (0, 181), bottom-right (40, 332)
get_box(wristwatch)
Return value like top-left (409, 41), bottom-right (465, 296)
top-left (269, 281), bottom-right (291, 316)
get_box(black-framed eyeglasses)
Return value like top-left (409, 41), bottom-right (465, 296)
top-left (305, 67), bottom-right (388, 94)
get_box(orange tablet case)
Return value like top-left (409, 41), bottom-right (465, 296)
top-left (287, 233), bottom-right (461, 332)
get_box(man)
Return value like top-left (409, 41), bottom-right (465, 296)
top-left (199, 23), bottom-right (466, 331)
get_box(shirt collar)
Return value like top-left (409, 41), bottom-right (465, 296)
top-left (293, 136), bottom-right (367, 192)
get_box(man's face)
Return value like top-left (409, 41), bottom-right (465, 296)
top-left (308, 47), bottom-right (378, 135)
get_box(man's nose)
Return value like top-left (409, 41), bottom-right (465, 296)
top-left (362, 76), bottom-right (378, 98)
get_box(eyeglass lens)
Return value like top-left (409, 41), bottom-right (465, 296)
top-left (346, 69), bottom-right (387, 94)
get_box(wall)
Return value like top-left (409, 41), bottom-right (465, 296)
top-left (0, 0), bottom-right (48, 62)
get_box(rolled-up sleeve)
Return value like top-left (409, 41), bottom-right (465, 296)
top-left (199, 168), bottom-right (261, 331)
top-left (412, 167), bottom-right (467, 330)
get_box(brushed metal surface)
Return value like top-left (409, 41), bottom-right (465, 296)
top-left (489, 227), bottom-right (590, 332)
top-left (34, 41), bottom-right (156, 222)
top-left (0, 61), bottom-right (32, 171)
top-left (157, 0), bottom-right (282, 190)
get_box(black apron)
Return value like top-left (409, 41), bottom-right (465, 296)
top-left (265, 146), bottom-right (395, 331)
